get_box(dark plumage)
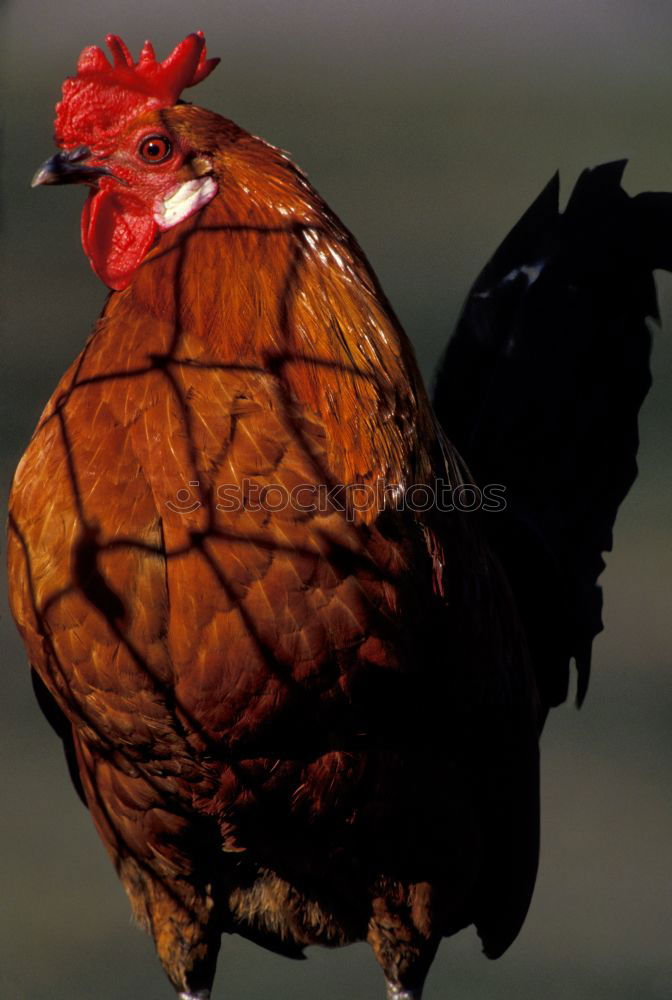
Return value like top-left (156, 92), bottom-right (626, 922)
top-left (434, 160), bottom-right (671, 713)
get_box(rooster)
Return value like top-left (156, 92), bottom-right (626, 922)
top-left (8, 32), bottom-right (667, 1000)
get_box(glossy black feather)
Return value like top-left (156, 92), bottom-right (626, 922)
top-left (433, 161), bottom-right (669, 713)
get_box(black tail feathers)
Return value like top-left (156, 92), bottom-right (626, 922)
top-left (433, 161), bottom-right (669, 711)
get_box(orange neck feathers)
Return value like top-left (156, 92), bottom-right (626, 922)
top-left (103, 106), bottom-right (438, 488)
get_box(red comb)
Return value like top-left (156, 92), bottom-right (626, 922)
top-left (55, 32), bottom-right (220, 150)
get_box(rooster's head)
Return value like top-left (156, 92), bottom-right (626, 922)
top-left (33, 33), bottom-right (221, 290)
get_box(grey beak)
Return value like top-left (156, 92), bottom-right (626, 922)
top-left (31, 146), bottom-right (116, 187)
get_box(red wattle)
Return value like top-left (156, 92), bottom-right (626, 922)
top-left (81, 188), bottom-right (158, 291)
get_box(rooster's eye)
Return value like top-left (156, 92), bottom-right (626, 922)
top-left (139, 135), bottom-right (172, 164)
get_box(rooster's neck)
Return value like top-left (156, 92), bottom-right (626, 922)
top-left (108, 160), bottom-right (437, 487)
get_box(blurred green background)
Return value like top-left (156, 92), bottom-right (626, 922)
top-left (1, 2), bottom-right (671, 998)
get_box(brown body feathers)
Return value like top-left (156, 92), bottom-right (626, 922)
top-left (10, 104), bottom-right (539, 996)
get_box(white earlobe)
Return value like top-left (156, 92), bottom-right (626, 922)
top-left (154, 175), bottom-right (218, 230)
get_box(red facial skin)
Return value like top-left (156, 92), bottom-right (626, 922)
top-left (77, 120), bottom-right (214, 291)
